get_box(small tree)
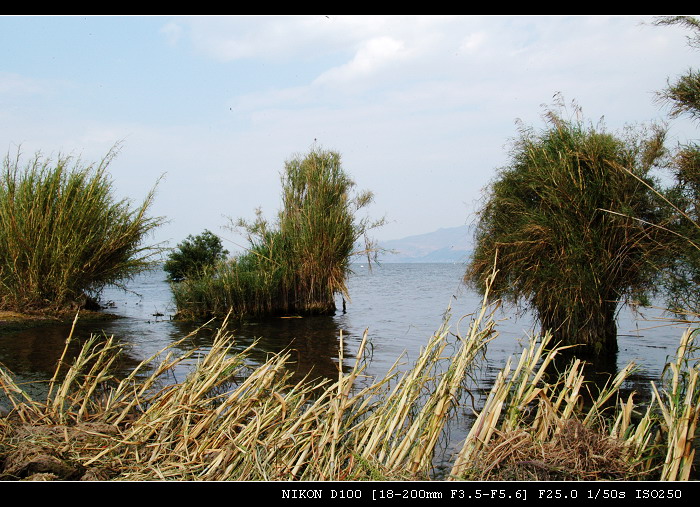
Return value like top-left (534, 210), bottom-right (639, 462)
top-left (164, 230), bottom-right (229, 282)
top-left (465, 104), bottom-right (670, 357)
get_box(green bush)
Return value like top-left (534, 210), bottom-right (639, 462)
top-left (0, 147), bottom-right (163, 313)
top-left (652, 16), bottom-right (700, 314)
top-left (465, 104), bottom-right (672, 357)
top-left (164, 230), bottom-right (229, 282)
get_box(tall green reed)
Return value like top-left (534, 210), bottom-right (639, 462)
top-left (465, 103), bottom-right (670, 357)
top-left (173, 147), bottom-right (383, 320)
top-left (0, 147), bottom-right (163, 313)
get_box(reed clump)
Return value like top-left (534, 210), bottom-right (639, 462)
top-left (173, 148), bottom-right (383, 320)
top-left (465, 101), bottom-right (671, 358)
top-left (0, 147), bottom-right (163, 314)
top-left (449, 326), bottom-right (700, 481)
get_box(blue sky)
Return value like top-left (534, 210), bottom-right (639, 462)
top-left (1, 15), bottom-right (697, 251)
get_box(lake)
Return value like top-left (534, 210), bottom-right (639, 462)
top-left (0, 262), bottom-right (691, 474)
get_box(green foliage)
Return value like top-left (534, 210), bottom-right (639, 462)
top-left (652, 16), bottom-right (700, 314)
top-left (164, 230), bottom-right (229, 282)
top-left (0, 147), bottom-right (163, 313)
top-left (654, 16), bottom-right (700, 122)
top-left (465, 103), bottom-right (671, 357)
top-left (172, 147), bottom-right (384, 320)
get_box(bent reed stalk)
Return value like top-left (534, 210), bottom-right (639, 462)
top-left (1, 271), bottom-right (698, 481)
top-left (0, 276), bottom-right (497, 481)
top-left (449, 326), bottom-right (700, 481)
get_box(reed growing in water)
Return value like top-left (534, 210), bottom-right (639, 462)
top-left (172, 148), bottom-right (383, 320)
top-left (465, 102), bottom-right (671, 358)
top-left (0, 147), bottom-right (163, 314)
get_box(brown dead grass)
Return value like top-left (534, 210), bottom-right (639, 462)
top-left (468, 419), bottom-right (640, 481)
top-left (0, 419), bottom-right (120, 480)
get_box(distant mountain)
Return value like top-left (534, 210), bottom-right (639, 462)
top-left (374, 225), bottom-right (471, 263)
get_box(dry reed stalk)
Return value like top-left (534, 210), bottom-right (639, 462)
top-left (448, 327), bottom-right (665, 480)
top-left (650, 328), bottom-right (700, 480)
top-left (1, 284), bottom-right (498, 480)
top-left (2, 264), bottom-right (697, 481)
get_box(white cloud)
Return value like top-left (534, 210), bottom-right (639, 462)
top-left (170, 15), bottom-right (458, 64)
top-left (0, 72), bottom-right (50, 96)
top-left (459, 32), bottom-right (486, 54)
top-left (180, 15), bottom-right (342, 61)
top-left (5, 15), bottom-right (698, 245)
top-left (313, 36), bottom-right (410, 88)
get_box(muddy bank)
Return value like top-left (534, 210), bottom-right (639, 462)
top-left (0, 310), bottom-right (120, 334)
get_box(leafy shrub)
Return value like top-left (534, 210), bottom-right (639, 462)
top-left (164, 230), bottom-right (229, 282)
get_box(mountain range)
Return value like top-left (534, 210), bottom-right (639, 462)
top-left (373, 225), bottom-right (471, 263)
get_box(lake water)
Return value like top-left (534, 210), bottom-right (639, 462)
top-left (0, 262), bottom-right (691, 474)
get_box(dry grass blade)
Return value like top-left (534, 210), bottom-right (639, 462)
top-left (450, 319), bottom-right (700, 481)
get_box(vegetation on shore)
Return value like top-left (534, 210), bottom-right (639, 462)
top-left (0, 146), bottom-right (163, 315)
top-left (171, 147), bottom-right (384, 320)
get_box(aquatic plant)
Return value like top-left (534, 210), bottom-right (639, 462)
top-left (0, 146), bottom-right (163, 314)
top-left (465, 101), bottom-right (671, 357)
top-left (0, 264), bottom-right (696, 481)
top-left (173, 147), bottom-right (384, 320)
top-left (649, 16), bottom-right (700, 314)
top-left (1, 276), bottom-right (696, 481)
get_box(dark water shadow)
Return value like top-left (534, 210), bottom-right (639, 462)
top-left (164, 313), bottom-right (349, 385)
top-left (0, 308), bottom-right (350, 411)
top-left (0, 318), bottom-right (146, 411)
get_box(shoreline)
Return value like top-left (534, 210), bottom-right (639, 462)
top-left (0, 310), bottom-right (121, 334)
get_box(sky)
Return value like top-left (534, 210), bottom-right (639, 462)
top-left (1, 15), bottom-right (698, 253)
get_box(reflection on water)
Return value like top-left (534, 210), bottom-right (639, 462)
top-left (0, 263), bottom-right (693, 471)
